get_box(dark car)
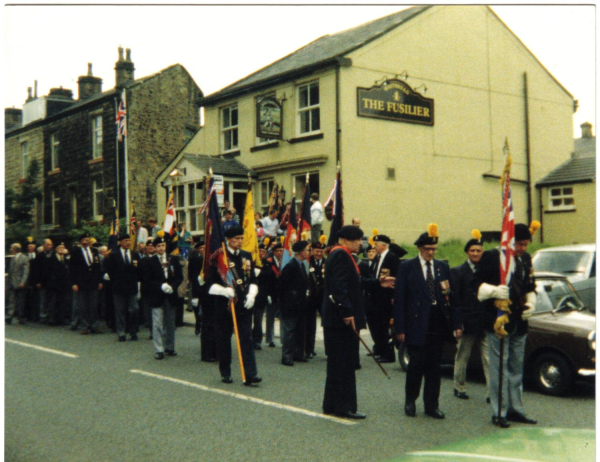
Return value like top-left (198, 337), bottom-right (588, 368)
top-left (398, 272), bottom-right (595, 396)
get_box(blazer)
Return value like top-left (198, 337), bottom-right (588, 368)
top-left (307, 256), bottom-right (326, 304)
top-left (451, 261), bottom-right (483, 334)
top-left (144, 254), bottom-right (183, 308)
top-left (70, 246), bottom-right (103, 290)
top-left (393, 257), bottom-right (462, 346)
top-left (278, 257), bottom-right (309, 317)
top-left (106, 248), bottom-right (141, 295)
top-left (46, 253), bottom-right (71, 292)
top-left (188, 253), bottom-right (204, 299)
top-left (8, 253), bottom-right (29, 289)
top-left (370, 250), bottom-right (400, 312)
top-left (208, 248), bottom-right (257, 315)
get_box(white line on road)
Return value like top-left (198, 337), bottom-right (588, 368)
top-left (130, 369), bottom-right (356, 426)
top-left (409, 452), bottom-right (543, 462)
top-left (5, 338), bottom-right (79, 358)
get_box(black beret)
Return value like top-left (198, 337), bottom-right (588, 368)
top-left (292, 240), bottom-right (309, 253)
top-left (224, 226), bottom-right (244, 238)
top-left (515, 223), bottom-right (532, 241)
top-left (146, 239), bottom-right (155, 245)
top-left (464, 239), bottom-right (483, 253)
top-left (373, 234), bottom-right (391, 244)
top-left (153, 236), bottom-right (167, 246)
top-left (258, 243), bottom-right (266, 250)
top-left (337, 225), bottom-right (364, 240)
top-left (79, 232), bottom-right (91, 241)
top-left (389, 243), bottom-right (408, 258)
top-left (414, 232), bottom-right (438, 246)
top-left (194, 240), bottom-right (205, 249)
top-left (271, 243), bottom-right (283, 251)
top-left (366, 244), bottom-right (374, 252)
top-left (118, 234), bottom-right (131, 241)
top-left (311, 242), bottom-right (325, 250)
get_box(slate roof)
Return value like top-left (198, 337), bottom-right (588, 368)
top-left (183, 154), bottom-right (256, 177)
top-left (199, 6), bottom-right (430, 105)
top-left (536, 155), bottom-right (596, 187)
top-left (573, 136), bottom-right (596, 158)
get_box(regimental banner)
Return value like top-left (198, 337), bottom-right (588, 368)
top-left (357, 79), bottom-right (434, 126)
top-left (256, 96), bottom-right (283, 139)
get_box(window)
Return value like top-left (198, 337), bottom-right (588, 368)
top-left (294, 172), bottom-right (320, 200)
top-left (387, 168), bottom-right (396, 180)
top-left (93, 178), bottom-right (104, 221)
top-left (173, 182), bottom-right (204, 232)
top-left (92, 115), bottom-right (103, 159)
top-left (549, 187), bottom-right (575, 211)
top-left (21, 141), bottom-right (29, 178)
top-left (51, 188), bottom-right (60, 226)
top-left (51, 134), bottom-right (60, 170)
top-left (298, 82), bottom-right (320, 135)
top-left (221, 105), bottom-right (238, 152)
top-left (70, 188), bottom-right (78, 226)
top-left (261, 180), bottom-right (275, 210)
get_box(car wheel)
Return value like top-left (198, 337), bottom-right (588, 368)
top-left (398, 344), bottom-right (410, 372)
top-left (532, 352), bottom-right (573, 396)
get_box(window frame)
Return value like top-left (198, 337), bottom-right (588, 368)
top-left (173, 181), bottom-right (204, 232)
top-left (21, 141), bottom-right (29, 178)
top-left (548, 186), bottom-right (575, 211)
top-left (297, 81), bottom-right (321, 136)
top-left (221, 104), bottom-right (239, 153)
top-left (91, 114), bottom-right (103, 159)
top-left (93, 178), bottom-right (104, 221)
top-left (50, 134), bottom-right (60, 170)
top-left (51, 187), bottom-right (60, 226)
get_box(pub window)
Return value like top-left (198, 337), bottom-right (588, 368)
top-left (298, 81), bottom-right (320, 135)
top-left (92, 114), bottom-right (103, 159)
top-left (549, 187), bottom-right (575, 211)
top-left (221, 104), bottom-right (239, 152)
top-left (93, 178), bottom-right (104, 221)
top-left (51, 134), bottom-right (60, 170)
top-left (387, 168), bottom-right (396, 180)
top-left (173, 182), bottom-right (204, 232)
top-left (260, 180), bottom-right (275, 211)
top-left (51, 187), bottom-right (60, 226)
top-left (21, 141), bottom-right (29, 178)
top-left (293, 172), bottom-right (320, 200)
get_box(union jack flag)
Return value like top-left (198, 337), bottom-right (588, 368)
top-left (499, 160), bottom-right (515, 287)
top-left (116, 91), bottom-right (127, 142)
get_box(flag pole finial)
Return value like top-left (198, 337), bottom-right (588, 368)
top-left (306, 172), bottom-right (309, 184)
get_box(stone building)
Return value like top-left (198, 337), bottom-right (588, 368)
top-left (159, 5), bottom-right (577, 243)
top-left (5, 48), bottom-right (202, 243)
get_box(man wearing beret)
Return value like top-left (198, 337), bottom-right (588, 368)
top-left (368, 234), bottom-right (400, 363)
top-left (472, 223), bottom-right (537, 428)
top-left (106, 234), bottom-right (141, 342)
top-left (278, 240), bottom-right (311, 366)
top-left (70, 232), bottom-right (104, 334)
top-left (322, 225), bottom-right (368, 419)
top-left (306, 241), bottom-right (326, 358)
top-left (451, 232), bottom-right (489, 401)
top-left (394, 225), bottom-right (462, 419)
top-left (207, 226), bottom-right (261, 385)
top-left (263, 242), bottom-right (284, 347)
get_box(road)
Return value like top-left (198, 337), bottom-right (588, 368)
top-left (5, 315), bottom-right (595, 462)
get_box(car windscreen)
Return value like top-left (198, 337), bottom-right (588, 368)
top-left (536, 278), bottom-right (582, 312)
top-left (533, 251), bottom-right (593, 278)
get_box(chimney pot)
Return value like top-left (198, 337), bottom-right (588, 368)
top-left (126, 48), bottom-right (132, 62)
top-left (88, 63), bottom-right (93, 76)
top-left (581, 122), bottom-right (593, 138)
top-left (118, 46), bottom-right (124, 61)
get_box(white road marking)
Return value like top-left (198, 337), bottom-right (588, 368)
top-left (130, 369), bottom-right (356, 426)
top-left (5, 338), bottom-right (79, 358)
top-left (409, 452), bottom-right (543, 462)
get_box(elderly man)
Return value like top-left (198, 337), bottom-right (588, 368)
top-left (310, 193), bottom-right (324, 244)
top-left (394, 225), bottom-right (462, 420)
top-left (35, 238), bottom-right (55, 324)
top-left (6, 243), bottom-right (30, 325)
top-left (263, 242), bottom-right (284, 347)
top-left (306, 240), bottom-right (326, 358)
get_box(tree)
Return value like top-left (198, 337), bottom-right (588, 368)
top-left (6, 159), bottom-right (42, 247)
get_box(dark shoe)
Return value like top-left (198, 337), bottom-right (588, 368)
top-left (425, 409), bottom-right (445, 419)
top-left (165, 350), bottom-right (177, 356)
top-left (355, 364), bottom-right (362, 370)
top-left (154, 352), bottom-right (164, 360)
top-left (454, 389), bottom-right (469, 400)
top-left (492, 416), bottom-right (511, 428)
top-left (18, 319), bottom-right (26, 325)
top-left (244, 376), bottom-right (262, 386)
top-left (91, 329), bottom-right (104, 334)
top-left (336, 411), bottom-right (366, 420)
top-left (70, 325), bottom-right (78, 331)
top-left (405, 401), bottom-right (416, 417)
top-left (221, 376), bottom-right (233, 384)
top-left (130, 334), bottom-right (138, 341)
top-left (81, 329), bottom-right (92, 335)
top-left (309, 352), bottom-right (317, 358)
top-left (202, 358), bottom-right (216, 363)
top-left (253, 343), bottom-right (262, 351)
top-left (506, 412), bottom-right (537, 424)
top-left (5, 317), bottom-right (12, 325)
top-left (281, 359), bottom-right (294, 366)
top-left (118, 335), bottom-right (126, 342)
top-left (293, 357), bottom-right (308, 363)
top-left (148, 335), bottom-right (153, 340)
top-left (268, 342), bottom-right (276, 348)
top-left (374, 355), bottom-right (395, 363)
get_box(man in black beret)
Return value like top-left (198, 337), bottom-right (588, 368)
top-left (394, 225), bottom-right (463, 419)
top-left (306, 240), bottom-right (326, 358)
top-left (278, 240), bottom-right (311, 365)
top-left (322, 225), bottom-right (368, 419)
top-left (207, 226), bottom-right (261, 385)
top-left (262, 242), bottom-right (284, 347)
top-left (451, 232), bottom-right (489, 401)
top-left (472, 223), bottom-right (537, 428)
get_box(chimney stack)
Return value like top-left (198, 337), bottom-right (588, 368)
top-left (5, 108), bottom-right (22, 131)
top-left (26, 87), bottom-right (33, 103)
top-left (77, 62), bottom-right (103, 100)
top-left (34, 80), bottom-right (38, 98)
top-left (581, 122), bottom-right (593, 139)
top-left (115, 47), bottom-right (135, 89)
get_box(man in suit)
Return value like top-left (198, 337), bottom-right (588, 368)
top-left (44, 242), bottom-right (71, 326)
top-left (24, 240), bottom-right (40, 322)
top-left (188, 240), bottom-right (205, 337)
top-left (34, 239), bottom-right (55, 324)
top-left (263, 242), bottom-right (284, 347)
top-left (106, 234), bottom-right (141, 342)
top-left (394, 225), bottom-right (463, 419)
top-left (279, 240), bottom-right (310, 366)
top-left (207, 226), bottom-right (261, 385)
top-left (322, 225), bottom-right (372, 419)
top-left (70, 232), bottom-right (104, 334)
top-left (368, 234), bottom-right (400, 363)
top-left (139, 238), bottom-right (156, 339)
top-left (472, 223), bottom-right (538, 428)
top-left (451, 232), bottom-right (489, 400)
top-left (145, 234), bottom-right (183, 359)
top-left (306, 240), bottom-right (326, 358)
top-left (6, 243), bottom-right (30, 325)
top-left (252, 244), bottom-right (270, 350)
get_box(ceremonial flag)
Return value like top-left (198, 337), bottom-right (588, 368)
top-left (163, 188), bottom-right (175, 234)
top-left (129, 200), bottom-right (137, 250)
top-left (203, 176), bottom-right (226, 278)
top-left (327, 169), bottom-right (343, 247)
top-left (284, 197), bottom-right (298, 252)
top-left (268, 183), bottom-right (279, 216)
top-left (108, 199), bottom-right (119, 252)
top-left (297, 177), bottom-right (312, 237)
top-left (242, 182), bottom-right (261, 266)
top-left (116, 91), bottom-right (127, 142)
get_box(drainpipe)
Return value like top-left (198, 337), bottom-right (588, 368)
top-left (523, 72), bottom-right (533, 224)
top-left (335, 65), bottom-right (341, 166)
top-left (538, 187), bottom-right (544, 243)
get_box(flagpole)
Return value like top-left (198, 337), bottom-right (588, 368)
top-left (114, 96), bottom-right (120, 221)
top-left (123, 89), bottom-right (130, 229)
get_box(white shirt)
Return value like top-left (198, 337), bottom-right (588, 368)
top-left (262, 216), bottom-right (280, 236)
top-left (467, 260), bottom-right (476, 273)
top-left (121, 248), bottom-right (130, 263)
top-left (310, 201), bottom-right (324, 225)
top-left (418, 254), bottom-right (435, 280)
top-left (137, 227), bottom-right (148, 244)
top-left (82, 247), bottom-right (93, 266)
top-left (375, 249), bottom-right (389, 278)
top-left (158, 254), bottom-right (168, 278)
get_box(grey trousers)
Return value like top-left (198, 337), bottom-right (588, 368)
top-left (76, 289), bottom-right (99, 330)
top-left (265, 302), bottom-right (277, 344)
top-left (7, 288), bottom-right (27, 321)
top-left (311, 224), bottom-right (322, 244)
top-left (453, 332), bottom-right (490, 394)
top-left (152, 300), bottom-right (175, 353)
top-left (486, 331), bottom-right (527, 417)
top-left (114, 293), bottom-right (139, 337)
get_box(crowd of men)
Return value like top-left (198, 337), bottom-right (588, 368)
top-left (6, 204), bottom-right (540, 427)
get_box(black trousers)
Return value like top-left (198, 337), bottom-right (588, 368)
top-left (305, 297), bottom-right (321, 355)
top-left (215, 303), bottom-right (257, 379)
top-left (252, 297), bottom-right (267, 344)
top-left (323, 326), bottom-right (358, 415)
top-left (201, 297), bottom-right (217, 361)
top-left (405, 333), bottom-right (444, 411)
top-left (45, 290), bottom-right (70, 324)
top-left (366, 303), bottom-right (394, 359)
top-left (281, 313), bottom-right (307, 362)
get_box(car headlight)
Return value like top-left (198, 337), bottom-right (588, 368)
top-left (587, 330), bottom-right (595, 351)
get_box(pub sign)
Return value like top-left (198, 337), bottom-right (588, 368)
top-left (256, 96), bottom-right (283, 139)
top-left (357, 79), bottom-right (434, 126)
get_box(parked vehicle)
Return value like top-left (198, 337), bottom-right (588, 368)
top-left (532, 244), bottom-right (596, 312)
top-left (397, 272), bottom-right (596, 396)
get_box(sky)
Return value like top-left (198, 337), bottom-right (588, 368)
top-left (3, 3), bottom-right (596, 138)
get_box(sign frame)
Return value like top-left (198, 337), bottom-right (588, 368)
top-left (256, 96), bottom-right (283, 140)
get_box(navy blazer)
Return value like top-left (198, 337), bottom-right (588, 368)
top-left (106, 249), bottom-right (141, 295)
top-left (393, 257), bottom-right (462, 346)
top-left (70, 246), bottom-right (103, 290)
top-left (451, 261), bottom-right (483, 334)
top-left (144, 254), bottom-right (183, 308)
top-left (278, 257), bottom-right (308, 316)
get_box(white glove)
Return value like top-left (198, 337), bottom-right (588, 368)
top-left (161, 283), bottom-right (173, 294)
top-left (198, 275), bottom-right (205, 286)
top-left (254, 268), bottom-right (261, 277)
top-left (103, 273), bottom-right (110, 281)
top-left (522, 292), bottom-right (536, 320)
top-left (192, 298), bottom-right (199, 307)
top-left (267, 296), bottom-right (272, 305)
top-left (136, 291), bottom-right (141, 301)
top-left (478, 283), bottom-right (509, 301)
top-left (244, 284), bottom-right (259, 309)
top-left (209, 284), bottom-right (235, 299)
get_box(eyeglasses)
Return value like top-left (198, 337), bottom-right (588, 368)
top-left (422, 247), bottom-right (438, 252)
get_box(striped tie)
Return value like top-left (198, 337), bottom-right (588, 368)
top-left (426, 261), bottom-right (436, 304)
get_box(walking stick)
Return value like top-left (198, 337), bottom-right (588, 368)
top-left (497, 337), bottom-right (504, 424)
top-left (352, 326), bottom-right (391, 380)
